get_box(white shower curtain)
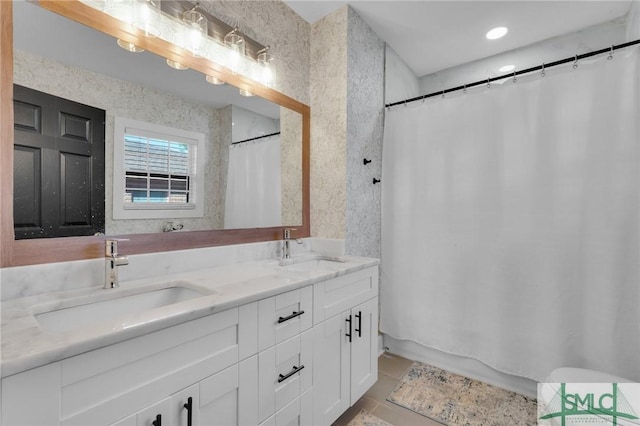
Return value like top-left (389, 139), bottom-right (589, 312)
top-left (224, 134), bottom-right (282, 229)
top-left (381, 49), bottom-right (640, 382)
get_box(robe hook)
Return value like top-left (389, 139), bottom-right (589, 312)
top-left (363, 158), bottom-right (372, 165)
top-left (372, 178), bottom-right (381, 185)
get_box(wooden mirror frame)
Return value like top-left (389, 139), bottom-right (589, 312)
top-left (0, 1), bottom-right (310, 267)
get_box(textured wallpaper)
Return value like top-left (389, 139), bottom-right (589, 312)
top-left (310, 7), bottom-right (348, 240)
top-left (308, 6), bottom-right (385, 257)
top-left (345, 8), bottom-right (385, 258)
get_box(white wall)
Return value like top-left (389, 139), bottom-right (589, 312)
top-left (419, 18), bottom-right (628, 95)
top-left (384, 45), bottom-right (420, 105)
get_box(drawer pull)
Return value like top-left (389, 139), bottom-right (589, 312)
top-left (278, 364), bottom-right (305, 383)
top-left (345, 315), bottom-right (352, 342)
top-left (183, 396), bottom-right (193, 426)
top-left (152, 414), bottom-right (162, 426)
top-left (355, 311), bottom-right (362, 338)
top-left (278, 310), bottom-right (305, 323)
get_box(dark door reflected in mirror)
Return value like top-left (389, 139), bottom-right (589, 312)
top-left (13, 84), bottom-right (105, 239)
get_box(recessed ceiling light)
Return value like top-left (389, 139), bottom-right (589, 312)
top-left (486, 26), bottom-right (508, 40)
top-left (499, 64), bottom-right (515, 73)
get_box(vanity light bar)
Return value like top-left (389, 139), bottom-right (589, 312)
top-left (161, 0), bottom-right (268, 61)
top-left (81, 0), bottom-right (274, 87)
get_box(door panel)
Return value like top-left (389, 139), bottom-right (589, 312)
top-left (13, 84), bottom-right (105, 239)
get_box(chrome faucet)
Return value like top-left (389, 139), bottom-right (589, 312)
top-left (282, 228), bottom-right (303, 260)
top-left (104, 239), bottom-right (129, 289)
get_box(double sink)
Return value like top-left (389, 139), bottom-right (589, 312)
top-left (32, 256), bottom-right (347, 334)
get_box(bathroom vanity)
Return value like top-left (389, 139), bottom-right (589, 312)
top-left (0, 253), bottom-right (378, 426)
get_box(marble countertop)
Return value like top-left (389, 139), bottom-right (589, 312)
top-left (1, 254), bottom-right (379, 378)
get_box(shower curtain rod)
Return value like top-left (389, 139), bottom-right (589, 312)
top-left (385, 38), bottom-right (640, 108)
top-left (232, 131), bottom-right (281, 145)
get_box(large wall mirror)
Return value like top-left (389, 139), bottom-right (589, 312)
top-left (0, 1), bottom-right (310, 267)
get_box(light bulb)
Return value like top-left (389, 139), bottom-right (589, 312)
top-left (239, 89), bottom-right (254, 97)
top-left (205, 75), bottom-right (225, 85)
top-left (257, 46), bottom-right (274, 86)
top-left (224, 28), bottom-right (245, 74)
top-left (182, 6), bottom-right (207, 57)
top-left (133, 0), bottom-right (161, 38)
top-left (117, 39), bottom-right (145, 53)
top-left (167, 59), bottom-right (189, 70)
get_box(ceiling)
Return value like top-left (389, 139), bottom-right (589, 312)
top-left (284, 0), bottom-right (632, 77)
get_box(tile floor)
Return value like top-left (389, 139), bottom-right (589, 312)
top-left (333, 352), bottom-right (442, 426)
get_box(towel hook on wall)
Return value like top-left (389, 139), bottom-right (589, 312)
top-left (363, 158), bottom-right (372, 165)
top-left (373, 178), bottom-right (381, 185)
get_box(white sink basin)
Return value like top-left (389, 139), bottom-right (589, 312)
top-left (35, 286), bottom-right (209, 333)
top-left (281, 257), bottom-right (347, 273)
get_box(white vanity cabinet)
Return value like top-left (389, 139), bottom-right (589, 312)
top-left (2, 304), bottom-right (259, 426)
top-left (1, 262), bottom-right (380, 426)
top-left (312, 267), bottom-right (379, 426)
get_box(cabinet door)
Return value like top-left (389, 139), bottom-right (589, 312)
top-left (109, 413), bottom-right (136, 426)
top-left (349, 297), bottom-right (378, 403)
top-left (199, 357), bottom-right (258, 426)
top-left (136, 398), bottom-right (170, 426)
top-left (312, 312), bottom-right (350, 426)
top-left (1, 362), bottom-right (61, 426)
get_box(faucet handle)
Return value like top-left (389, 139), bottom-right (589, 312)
top-left (105, 238), bottom-right (129, 256)
top-left (283, 228), bottom-right (297, 239)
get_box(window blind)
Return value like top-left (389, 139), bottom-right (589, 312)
top-left (123, 131), bottom-right (195, 205)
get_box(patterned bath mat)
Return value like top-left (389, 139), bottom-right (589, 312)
top-left (346, 409), bottom-right (394, 426)
top-left (387, 362), bottom-right (537, 425)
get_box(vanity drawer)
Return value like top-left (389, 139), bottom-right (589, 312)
top-left (313, 266), bottom-right (378, 324)
top-left (60, 306), bottom-right (255, 426)
top-left (258, 285), bottom-right (312, 351)
top-left (258, 388), bottom-right (313, 426)
top-left (258, 329), bottom-right (313, 423)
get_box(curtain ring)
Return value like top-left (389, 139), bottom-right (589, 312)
top-left (607, 45), bottom-right (614, 60)
top-left (487, 78), bottom-right (491, 88)
top-left (441, 90), bottom-right (445, 99)
top-left (541, 63), bottom-right (546, 77)
top-left (573, 54), bottom-right (578, 69)
top-left (512, 71), bottom-right (517, 83)
top-left (463, 84), bottom-right (467, 94)
top-left (404, 100), bottom-right (407, 108)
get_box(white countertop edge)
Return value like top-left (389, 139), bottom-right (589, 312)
top-left (1, 255), bottom-right (379, 378)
